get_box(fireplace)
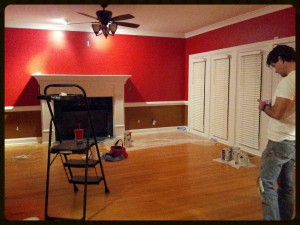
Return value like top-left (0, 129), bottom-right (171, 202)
top-left (54, 97), bottom-right (113, 141)
top-left (32, 74), bottom-right (131, 143)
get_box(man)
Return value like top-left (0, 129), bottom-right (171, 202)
top-left (257, 45), bottom-right (295, 220)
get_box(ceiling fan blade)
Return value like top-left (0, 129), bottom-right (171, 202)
top-left (111, 14), bottom-right (134, 22)
top-left (77, 12), bottom-right (98, 20)
top-left (114, 21), bottom-right (140, 28)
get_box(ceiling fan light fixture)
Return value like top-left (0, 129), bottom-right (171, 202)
top-left (92, 23), bottom-right (101, 36)
top-left (91, 23), bottom-right (117, 38)
top-left (102, 26), bottom-right (109, 38)
top-left (79, 4), bottom-right (139, 39)
top-left (109, 23), bottom-right (118, 35)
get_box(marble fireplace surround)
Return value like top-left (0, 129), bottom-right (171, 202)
top-left (32, 74), bottom-right (131, 143)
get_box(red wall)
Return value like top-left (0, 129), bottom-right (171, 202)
top-left (4, 7), bottom-right (295, 106)
top-left (4, 29), bottom-right (185, 106)
top-left (184, 7), bottom-right (295, 99)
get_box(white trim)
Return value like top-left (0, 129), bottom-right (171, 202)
top-left (32, 74), bottom-right (131, 84)
top-left (125, 101), bottom-right (188, 107)
top-left (127, 126), bottom-right (180, 135)
top-left (185, 5), bottom-right (292, 38)
top-left (5, 105), bottom-right (41, 112)
top-left (5, 137), bottom-right (42, 145)
top-left (4, 101), bottom-right (187, 112)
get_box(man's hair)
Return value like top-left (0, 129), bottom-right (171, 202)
top-left (266, 45), bottom-right (296, 66)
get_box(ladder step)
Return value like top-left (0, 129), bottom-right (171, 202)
top-left (51, 139), bottom-right (96, 154)
top-left (70, 175), bottom-right (103, 185)
top-left (64, 159), bottom-right (99, 168)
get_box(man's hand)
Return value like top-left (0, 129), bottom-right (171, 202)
top-left (257, 99), bottom-right (266, 111)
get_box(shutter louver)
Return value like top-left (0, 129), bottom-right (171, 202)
top-left (238, 51), bottom-right (262, 149)
top-left (211, 56), bottom-right (230, 140)
top-left (191, 60), bottom-right (206, 133)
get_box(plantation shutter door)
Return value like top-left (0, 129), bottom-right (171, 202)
top-left (191, 60), bottom-right (206, 133)
top-left (211, 55), bottom-right (230, 140)
top-left (238, 51), bottom-right (262, 149)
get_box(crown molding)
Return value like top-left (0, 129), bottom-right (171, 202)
top-left (185, 5), bottom-right (292, 38)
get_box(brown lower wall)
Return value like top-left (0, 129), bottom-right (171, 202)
top-left (4, 111), bottom-right (42, 139)
top-left (5, 105), bottom-right (188, 139)
top-left (125, 105), bottom-right (188, 130)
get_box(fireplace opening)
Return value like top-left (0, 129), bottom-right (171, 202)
top-left (54, 97), bottom-right (113, 141)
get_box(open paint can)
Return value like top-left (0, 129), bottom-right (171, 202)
top-left (221, 148), bottom-right (232, 161)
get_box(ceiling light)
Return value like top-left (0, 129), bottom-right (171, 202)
top-left (92, 22), bottom-right (118, 38)
top-left (52, 18), bottom-right (69, 25)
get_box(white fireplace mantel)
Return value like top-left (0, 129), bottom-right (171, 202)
top-left (32, 74), bottom-right (131, 143)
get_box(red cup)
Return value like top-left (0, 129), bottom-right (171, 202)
top-left (74, 128), bottom-right (84, 144)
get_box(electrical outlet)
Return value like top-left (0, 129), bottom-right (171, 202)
top-left (152, 119), bottom-right (156, 126)
top-left (138, 120), bottom-right (141, 124)
top-left (16, 126), bottom-right (19, 131)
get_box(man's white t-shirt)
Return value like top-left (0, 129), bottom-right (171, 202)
top-left (268, 71), bottom-right (295, 142)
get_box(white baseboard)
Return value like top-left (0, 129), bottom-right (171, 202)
top-left (127, 126), bottom-right (184, 135)
top-left (5, 137), bottom-right (42, 145)
top-left (4, 127), bottom-right (182, 145)
top-left (125, 101), bottom-right (188, 107)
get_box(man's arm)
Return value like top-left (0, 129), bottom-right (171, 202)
top-left (258, 97), bottom-right (293, 120)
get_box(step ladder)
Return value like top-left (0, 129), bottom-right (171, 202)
top-left (38, 84), bottom-right (110, 220)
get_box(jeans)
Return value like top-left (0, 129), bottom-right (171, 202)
top-left (259, 140), bottom-right (295, 220)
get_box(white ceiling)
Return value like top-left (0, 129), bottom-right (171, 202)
top-left (5, 4), bottom-right (291, 38)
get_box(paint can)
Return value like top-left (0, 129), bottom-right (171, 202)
top-left (221, 149), bottom-right (225, 160)
top-left (124, 131), bottom-right (133, 147)
top-left (231, 147), bottom-right (240, 165)
top-left (221, 147), bottom-right (232, 161)
top-left (238, 152), bottom-right (249, 166)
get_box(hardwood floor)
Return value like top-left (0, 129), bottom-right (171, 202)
top-left (4, 140), bottom-right (295, 221)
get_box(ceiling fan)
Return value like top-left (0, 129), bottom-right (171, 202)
top-left (75, 4), bottom-right (140, 38)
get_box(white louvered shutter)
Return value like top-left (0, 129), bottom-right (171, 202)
top-left (237, 51), bottom-right (262, 149)
top-left (210, 56), bottom-right (230, 140)
top-left (191, 60), bottom-right (206, 133)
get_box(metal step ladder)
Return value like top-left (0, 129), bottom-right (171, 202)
top-left (38, 84), bottom-right (110, 220)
